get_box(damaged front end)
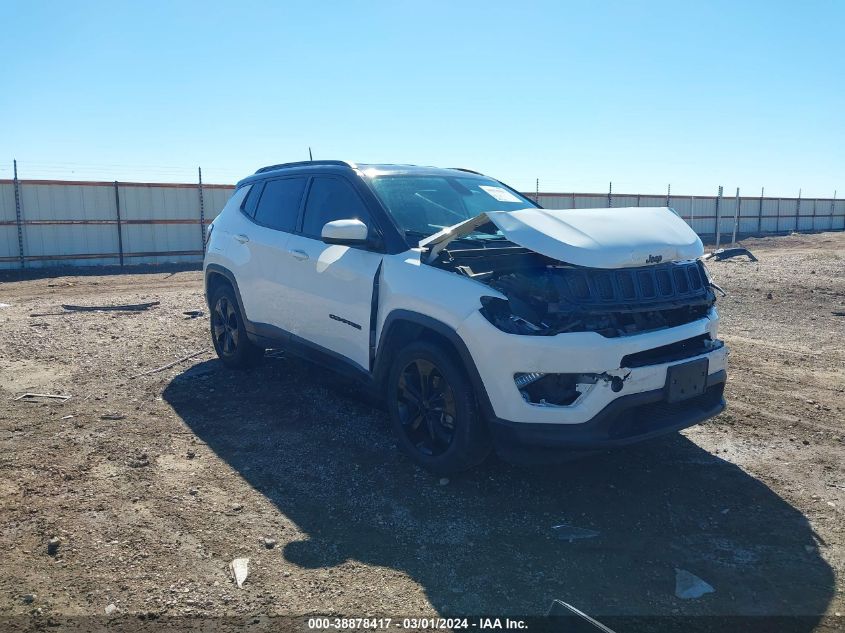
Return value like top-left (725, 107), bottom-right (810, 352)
top-left (432, 244), bottom-right (716, 338)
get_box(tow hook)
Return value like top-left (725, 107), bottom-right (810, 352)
top-left (594, 371), bottom-right (631, 393)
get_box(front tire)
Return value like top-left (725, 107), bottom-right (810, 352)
top-left (209, 284), bottom-right (264, 369)
top-left (386, 340), bottom-right (491, 474)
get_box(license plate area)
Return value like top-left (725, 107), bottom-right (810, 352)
top-left (665, 358), bottom-right (709, 403)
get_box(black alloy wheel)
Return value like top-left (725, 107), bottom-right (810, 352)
top-left (396, 358), bottom-right (458, 456)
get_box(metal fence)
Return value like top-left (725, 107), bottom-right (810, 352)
top-left (1, 175), bottom-right (843, 270)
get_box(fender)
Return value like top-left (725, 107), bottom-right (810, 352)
top-left (374, 309), bottom-right (496, 421)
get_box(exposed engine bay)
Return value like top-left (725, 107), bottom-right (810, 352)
top-left (430, 244), bottom-right (716, 337)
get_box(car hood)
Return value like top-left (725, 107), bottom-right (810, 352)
top-left (419, 206), bottom-right (704, 268)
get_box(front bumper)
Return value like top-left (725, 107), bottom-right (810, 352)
top-left (455, 307), bottom-right (728, 458)
top-left (490, 371), bottom-right (726, 461)
top-left (457, 307), bottom-right (726, 424)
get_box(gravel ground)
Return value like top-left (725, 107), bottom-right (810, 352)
top-left (0, 232), bottom-right (843, 632)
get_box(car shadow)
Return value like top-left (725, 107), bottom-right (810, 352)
top-left (163, 356), bottom-right (834, 633)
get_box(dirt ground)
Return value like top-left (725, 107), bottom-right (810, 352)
top-left (0, 232), bottom-right (843, 632)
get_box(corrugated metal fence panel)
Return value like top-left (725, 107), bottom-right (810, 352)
top-left (835, 200), bottom-right (845, 230)
top-left (205, 186), bottom-right (235, 219)
top-left (118, 184), bottom-right (204, 265)
top-left (612, 194), bottom-right (639, 207)
top-left (0, 182), bottom-right (19, 269)
top-left (19, 183), bottom-right (121, 267)
top-left (778, 199), bottom-right (799, 232)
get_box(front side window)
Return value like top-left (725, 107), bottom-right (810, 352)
top-left (368, 175), bottom-right (535, 240)
top-left (301, 177), bottom-right (371, 238)
top-left (253, 177), bottom-right (307, 232)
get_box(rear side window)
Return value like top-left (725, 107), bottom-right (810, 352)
top-left (253, 177), bottom-right (307, 232)
top-left (301, 177), bottom-right (371, 239)
top-left (241, 182), bottom-right (264, 217)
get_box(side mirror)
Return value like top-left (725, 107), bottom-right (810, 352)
top-left (321, 219), bottom-right (369, 246)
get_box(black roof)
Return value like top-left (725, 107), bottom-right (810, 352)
top-left (239, 161), bottom-right (491, 186)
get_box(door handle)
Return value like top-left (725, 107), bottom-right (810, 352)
top-left (289, 249), bottom-right (309, 261)
top-left (234, 233), bottom-right (250, 244)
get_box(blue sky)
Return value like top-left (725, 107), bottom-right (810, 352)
top-left (1, 0), bottom-right (842, 196)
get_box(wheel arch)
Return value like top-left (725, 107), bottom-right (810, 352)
top-left (205, 264), bottom-right (250, 329)
top-left (374, 310), bottom-right (495, 421)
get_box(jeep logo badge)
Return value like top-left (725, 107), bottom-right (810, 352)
top-left (646, 254), bottom-right (663, 264)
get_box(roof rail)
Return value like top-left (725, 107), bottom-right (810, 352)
top-left (255, 160), bottom-right (354, 174)
top-left (449, 167), bottom-right (484, 176)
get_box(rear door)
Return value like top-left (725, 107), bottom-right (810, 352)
top-left (237, 176), bottom-right (308, 329)
top-left (284, 176), bottom-right (383, 371)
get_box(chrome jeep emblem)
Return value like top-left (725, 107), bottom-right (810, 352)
top-left (646, 254), bottom-right (663, 264)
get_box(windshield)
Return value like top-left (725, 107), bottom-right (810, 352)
top-left (368, 175), bottom-right (536, 241)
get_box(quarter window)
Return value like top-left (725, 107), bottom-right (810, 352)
top-left (241, 182), bottom-right (264, 217)
top-left (301, 177), bottom-right (371, 239)
top-left (253, 177), bottom-right (307, 232)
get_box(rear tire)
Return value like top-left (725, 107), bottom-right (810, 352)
top-left (386, 340), bottom-right (491, 475)
top-left (209, 284), bottom-right (264, 369)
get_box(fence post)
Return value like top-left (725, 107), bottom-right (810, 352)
top-left (666, 183), bottom-right (671, 207)
top-left (833, 191), bottom-right (838, 230)
top-left (535, 178), bottom-right (539, 204)
top-left (758, 187), bottom-right (764, 234)
top-left (112, 181), bottom-right (125, 266)
top-left (731, 187), bottom-right (740, 245)
top-left (198, 166), bottom-right (206, 250)
top-left (636, 193), bottom-right (641, 207)
top-left (608, 181), bottom-right (612, 208)
top-left (795, 188), bottom-right (801, 232)
top-left (12, 159), bottom-right (25, 269)
top-left (690, 195), bottom-right (695, 230)
top-left (714, 185), bottom-right (723, 249)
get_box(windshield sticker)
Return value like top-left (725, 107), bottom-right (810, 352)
top-left (479, 185), bottom-right (522, 203)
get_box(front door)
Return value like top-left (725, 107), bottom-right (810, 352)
top-left (284, 176), bottom-right (383, 372)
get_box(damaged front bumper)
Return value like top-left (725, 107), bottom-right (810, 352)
top-left (456, 306), bottom-right (727, 457)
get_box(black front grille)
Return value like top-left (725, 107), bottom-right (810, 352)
top-left (553, 260), bottom-right (708, 309)
top-left (621, 335), bottom-right (718, 368)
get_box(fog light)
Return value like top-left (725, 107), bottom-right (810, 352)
top-left (514, 372), bottom-right (546, 388)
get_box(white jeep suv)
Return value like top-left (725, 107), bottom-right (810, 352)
top-left (204, 161), bottom-right (727, 473)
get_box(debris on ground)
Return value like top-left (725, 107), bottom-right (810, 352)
top-left (230, 558), bottom-right (250, 588)
top-left (61, 301), bottom-right (160, 313)
top-left (262, 537), bottom-right (277, 549)
top-left (14, 393), bottom-right (71, 403)
top-left (183, 310), bottom-right (204, 319)
top-left (704, 247), bottom-right (758, 262)
top-left (130, 349), bottom-right (210, 379)
top-left (552, 524), bottom-right (600, 542)
top-left (674, 568), bottom-right (715, 599)
top-left (127, 451), bottom-right (150, 468)
top-left (104, 603), bottom-right (118, 615)
top-left (21, 594), bottom-right (36, 604)
top-left (47, 537), bottom-right (61, 556)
